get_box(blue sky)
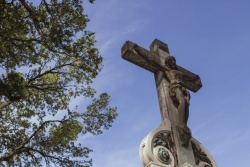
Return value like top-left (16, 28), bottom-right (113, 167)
top-left (79, 0), bottom-right (250, 166)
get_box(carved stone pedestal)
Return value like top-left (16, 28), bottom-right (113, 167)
top-left (140, 119), bottom-right (175, 167)
top-left (139, 120), bottom-right (217, 167)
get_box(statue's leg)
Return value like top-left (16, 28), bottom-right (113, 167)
top-left (175, 88), bottom-right (187, 130)
top-left (184, 90), bottom-right (190, 126)
top-left (185, 103), bottom-right (189, 125)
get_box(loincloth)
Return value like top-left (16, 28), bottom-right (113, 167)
top-left (168, 83), bottom-right (190, 101)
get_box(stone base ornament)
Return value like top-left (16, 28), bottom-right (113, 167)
top-left (139, 120), bottom-right (218, 167)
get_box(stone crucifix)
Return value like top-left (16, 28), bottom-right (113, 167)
top-left (122, 39), bottom-right (202, 158)
top-left (121, 39), bottom-right (217, 167)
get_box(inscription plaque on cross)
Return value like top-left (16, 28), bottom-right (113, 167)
top-left (121, 39), bottom-right (207, 167)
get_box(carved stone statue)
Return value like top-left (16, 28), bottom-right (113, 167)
top-left (132, 43), bottom-right (192, 136)
top-left (163, 56), bottom-right (190, 135)
top-left (122, 39), bottom-right (218, 166)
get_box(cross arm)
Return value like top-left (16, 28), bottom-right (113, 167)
top-left (121, 41), bottom-right (202, 92)
top-left (121, 40), bottom-right (161, 73)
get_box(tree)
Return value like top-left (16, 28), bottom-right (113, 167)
top-left (0, 0), bottom-right (117, 166)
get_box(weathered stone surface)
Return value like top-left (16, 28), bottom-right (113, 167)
top-left (190, 138), bottom-right (218, 167)
top-left (180, 162), bottom-right (196, 167)
top-left (146, 162), bottom-right (172, 167)
top-left (122, 39), bottom-right (217, 167)
top-left (139, 119), bottom-right (175, 167)
top-left (121, 40), bottom-right (202, 92)
top-left (177, 126), bottom-right (192, 148)
top-left (121, 40), bottom-right (160, 73)
top-left (149, 39), bottom-right (197, 166)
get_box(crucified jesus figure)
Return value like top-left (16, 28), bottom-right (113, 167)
top-left (132, 44), bottom-right (195, 136)
top-left (163, 56), bottom-right (190, 134)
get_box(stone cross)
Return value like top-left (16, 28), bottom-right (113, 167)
top-left (121, 39), bottom-right (202, 122)
top-left (121, 39), bottom-right (205, 166)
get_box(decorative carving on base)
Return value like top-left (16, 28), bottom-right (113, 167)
top-left (191, 141), bottom-right (212, 167)
top-left (153, 146), bottom-right (174, 166)
top-left (154, 132), bottom-right (174, 152)
top-left (139, 120), bottom-right (218, 167)
top-left (177, 126), bottom-right (192, 148)
top-left (139, 119), bottom-right (176, 167)
top-left (157, 148), bottom-right (170, 164)
top-left (190, 139), bottom-right (218, 167)
top-left (153, 133), bottom-right (176, 166)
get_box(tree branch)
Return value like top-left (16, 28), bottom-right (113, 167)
top-left (27, 62), bottom-right (74, 83)
top-left (19, 0), bottom-right (41, 35)
top-left (0, 120), bottom-right (64, 163)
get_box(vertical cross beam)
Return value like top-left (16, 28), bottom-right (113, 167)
top-left (150, 39), bottom-right (197, 166)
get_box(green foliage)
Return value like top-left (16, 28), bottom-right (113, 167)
top-left (0, 0), bottom-right (117, 166)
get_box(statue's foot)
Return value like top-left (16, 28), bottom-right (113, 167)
top-left (180, 126), bottom-right (191, 136)
top-left (185, 127), bottom-right (191, 136)
top-left (177, 126), bottom-right (192, 148)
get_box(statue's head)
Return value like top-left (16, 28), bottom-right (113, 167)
top-left (165, 56), bottom-right (177, 69)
